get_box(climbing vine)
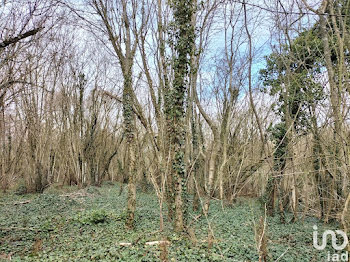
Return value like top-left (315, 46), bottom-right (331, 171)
top-left (167, 0), bottom-right (195, 232)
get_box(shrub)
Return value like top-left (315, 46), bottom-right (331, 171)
top-left (75, 209), bottom-right (108, 225)
top-left (14, 181), bottom-right (28, 195)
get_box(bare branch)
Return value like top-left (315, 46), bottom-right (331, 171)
top-left (0, 27), bottom-right (44, 49)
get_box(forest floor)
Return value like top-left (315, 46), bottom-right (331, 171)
top-left (0, 183), bottom-right (341, 261)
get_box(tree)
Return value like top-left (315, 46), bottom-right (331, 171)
top-left (0, 0), bottom-right (59, 192)
top-left (300, 0), bottom-right (350, 221)
top-left (89, 0), bottom-right (140, 229)
top-left (168, 0), bottom-right (195, 232)
top-left (260, 27), bottom-right (324, 221)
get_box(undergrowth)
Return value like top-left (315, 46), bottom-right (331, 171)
top-left (0, 184), bottom-right (337, 261)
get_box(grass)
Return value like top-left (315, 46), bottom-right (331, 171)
top-left (0, 183), bottom-right (341, 261)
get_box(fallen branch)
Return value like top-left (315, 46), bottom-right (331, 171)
top-left (119, 242), bottom-right (132, 247)
top-left (13, 200), bottom-right (31, 205)
top-left (0, 226), bottom-right (37, 231)
top-left (118, 240), bottom-right (170, 247)
top-left (145, 241), bottom-right (170, 246)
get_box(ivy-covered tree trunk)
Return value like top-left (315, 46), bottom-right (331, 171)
top-left (265, 123), bottom-right (288, 222)
top-left (91, 0), bottom-right (139, 229)
top-left (191, 104), bottom-right (200, 212)
top-left (169, 0), bottom-right (195, 232)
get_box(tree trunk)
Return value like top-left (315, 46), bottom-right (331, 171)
top-left (124, 73), bottom-right (137, 229)
top-left (203, 135), bottom-right (219, 215)
top-left (169, 0), bottom-right (195, 232)
top-left (319, 5), bottom-right (344, 217)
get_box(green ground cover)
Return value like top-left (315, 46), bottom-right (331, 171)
top-left (0, 184), bottom-right (340, 261)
